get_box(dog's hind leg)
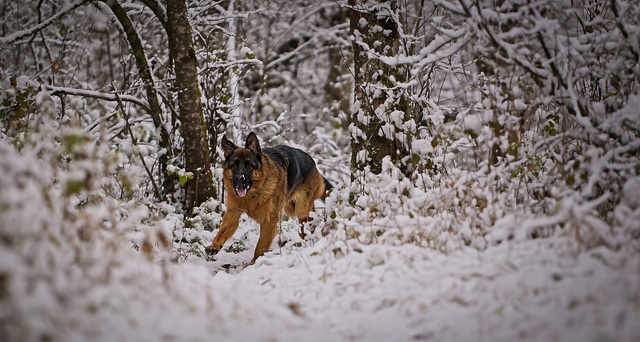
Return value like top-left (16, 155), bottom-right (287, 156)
top-left (297, 201), bottom-right (316, 239)
top-left (206, 210), bottom-right (242, 256)
top-left (251, 217), bottom-right (279, 264)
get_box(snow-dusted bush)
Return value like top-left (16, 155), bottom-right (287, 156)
top-left (315, 0), bottom-right (640, 257)
top-left (0, 82), bottom-right (166, 340)
top-left (0, 82), bottom-right (320, 342)
top-left (319, 96), bottom-right (639, 257)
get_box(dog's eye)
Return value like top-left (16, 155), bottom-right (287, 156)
top-left (231, 161), bottom-right (239, 169)
top-left (245, 162), bottom-right (253, 170)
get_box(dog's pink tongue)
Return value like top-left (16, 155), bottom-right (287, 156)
top-left (237, 188), bottom-right (247, 197)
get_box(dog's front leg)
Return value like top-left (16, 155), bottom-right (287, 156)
top-left (250, 216), bottom-right (279, 264)
top-left (206, 210), bottom-right (242, 256)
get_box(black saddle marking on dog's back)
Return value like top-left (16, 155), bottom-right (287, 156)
top-left (263, 145), bottom-right (316, 194)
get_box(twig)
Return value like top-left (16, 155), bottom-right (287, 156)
top-left (44, 84), bottom-right (151, 113)
top-left (113, 88), bottom-right (162, 200)
top-left (0, 0), bottom-right (91, 44)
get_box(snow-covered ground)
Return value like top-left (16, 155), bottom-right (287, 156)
top-left (2, 136), bottom-right (640, 342)
top-left (194, 220), bottom-right (640, 342)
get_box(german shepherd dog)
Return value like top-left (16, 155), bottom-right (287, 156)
top-left (205, 132), bottom-right (332, 264)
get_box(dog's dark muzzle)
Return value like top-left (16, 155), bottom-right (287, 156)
top-left (233, 174), bottom-right (252, 198)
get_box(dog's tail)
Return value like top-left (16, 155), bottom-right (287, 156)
top-left (322, 177), bottom-right (333, 200)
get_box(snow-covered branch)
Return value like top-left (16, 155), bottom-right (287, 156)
top-left (0, 0), bottom-right (91, 44)
top-left (44, 84), bottom-right (151, 113)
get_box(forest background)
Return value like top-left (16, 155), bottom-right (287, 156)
top-left (1, 0), bottom-right (639, 341)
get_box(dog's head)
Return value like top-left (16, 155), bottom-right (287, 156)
top-left (221, 132), bottom-right (263, 198)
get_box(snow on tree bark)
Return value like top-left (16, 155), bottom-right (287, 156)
top-left (166, 0), bottom-right (215, 209)
top-left (349, 0), bottom-right (412, 177)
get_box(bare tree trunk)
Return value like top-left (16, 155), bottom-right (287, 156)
top-left (348, 0), bottom-right (410, 177)
top-left (165, 0), bottom-right (215, 209)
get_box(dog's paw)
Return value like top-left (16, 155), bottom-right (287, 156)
top-left (205, 245), bottom-right (219, 256)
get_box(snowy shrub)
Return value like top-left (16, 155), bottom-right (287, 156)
top-left (0, 102), bottom-right (171, 340)
top-left (0, 1), bottom-right (639, 341)
top-left (319, 87), bottom-right (639, 256)
top-left (0, 85), bottom-right (319, 342)
top-left (169, 197), bottom-right (224, 261)
top-left (322, 0), bottom-right (640, 256)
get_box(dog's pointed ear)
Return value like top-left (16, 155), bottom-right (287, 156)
top-left (221, 135), bottom-right (237, 156)
top-left (245, 132), bottom-right (261, 157)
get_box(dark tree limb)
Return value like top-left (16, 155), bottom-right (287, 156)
top-left (100, 0), bottom-right (174, 199)
top-left (166, 0), bottom-right (216, 209)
